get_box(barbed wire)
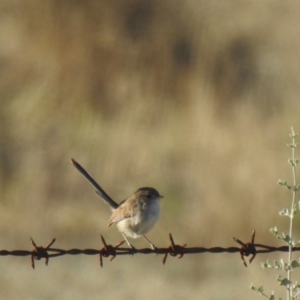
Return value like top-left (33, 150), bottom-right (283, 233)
top-left (1, 231), bottom-right (298, 269)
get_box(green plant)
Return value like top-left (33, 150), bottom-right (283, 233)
top-left (251, 127), bottom-right (300, 300)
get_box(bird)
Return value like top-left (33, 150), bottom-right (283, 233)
top-left (71, 158), bottom-right (163, 249)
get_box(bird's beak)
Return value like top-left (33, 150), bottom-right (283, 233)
top-left (159, 195), bottom-right (164, 199)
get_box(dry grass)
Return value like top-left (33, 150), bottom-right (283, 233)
top-left (1, 1), bottom-right (300, 299)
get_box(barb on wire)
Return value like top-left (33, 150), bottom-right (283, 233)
top-left (30, 238), bottom-right (56, 269)
top-left (163, 233), bottom-right (186, 264)
top-left (99, 235), bottom-right (125, 267)
top-left (2, 231), bottom-right (300, 269)
top-left (233, 230), bottom-right (256, 267)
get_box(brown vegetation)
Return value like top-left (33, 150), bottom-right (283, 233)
top-left (1, 1), bottom-right (300, 299)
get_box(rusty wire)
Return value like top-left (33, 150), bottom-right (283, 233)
top-left (1, 231), bottom-right (299, 268)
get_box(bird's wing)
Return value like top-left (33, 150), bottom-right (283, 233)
top-left (108, 197), bottom-right (138, 226)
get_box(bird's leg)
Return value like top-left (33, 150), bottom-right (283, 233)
top-left (143, 235), bottom-right (157, 251)
top-left (122, 233), bottom-right (136, 254)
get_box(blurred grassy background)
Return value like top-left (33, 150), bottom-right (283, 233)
top-left (1, 0), bottom-right (300, 299)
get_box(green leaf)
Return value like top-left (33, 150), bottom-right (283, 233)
top-left (292, 282), bottom-right (300, 292)
top-left (277, 275), bottom-right (292, 286)
top-left (279, 233), bottom-right (294, 245)
top-left (262, 260), bottom-right (272, 269)
top-left (289, 158), bottom-right (299, 166)
top-left (288, 143), bottom-right (298, 148)
top-left (274, 260), bottom-right (283, 270)
top-left (278, 179), bottom-right (287, 186)
top-left (290, 260), bottom-right (300, 269)
top-left (257, 285), bottom-right (265, 294)
top-left (279, 208), bottom-right (289, 216)
top-left (270, 226), bottom-right (278, 234)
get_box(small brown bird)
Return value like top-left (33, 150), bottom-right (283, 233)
top-left (71, 159), bottom-right (163, 249)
